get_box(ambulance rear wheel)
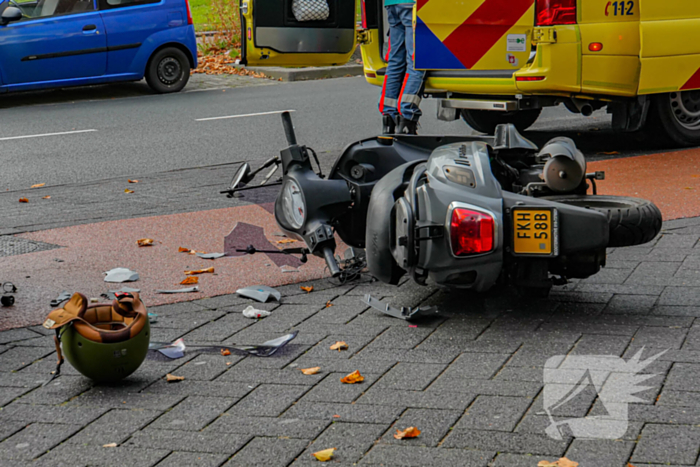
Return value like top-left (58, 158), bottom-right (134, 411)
top-left (461, 109), bottom-right (542, 134)
top-left (649, 91), bottom-right (700, 147)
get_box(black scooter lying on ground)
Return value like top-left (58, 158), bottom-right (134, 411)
top-left (223, 113), bottom-right (661, 297)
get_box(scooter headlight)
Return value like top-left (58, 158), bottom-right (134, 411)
top-left (281, 178), bottom-right (306, 230)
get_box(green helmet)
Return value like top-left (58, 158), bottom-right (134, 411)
top-left (43, 292), bottom-right (150, 383)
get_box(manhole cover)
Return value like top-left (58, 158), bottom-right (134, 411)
top-left (0, 236), bottom-right (61, 257)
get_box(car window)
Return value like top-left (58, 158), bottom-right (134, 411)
top-left (98, 0), bottom-right (159, 10)
top-left (11, 0), bottom-right (95, 19)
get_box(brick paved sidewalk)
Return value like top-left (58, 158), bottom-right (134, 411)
top-left (2, 218), bottom-right (700, 466)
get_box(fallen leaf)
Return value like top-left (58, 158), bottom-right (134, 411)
top-left (31, 183), bottom-right (45, 188)
top-left (538, 462), bottom-right (558, 467)
top-left (330, 341), bottom-right (348, 351)
top-left (221, 349), bottom-right (231, 356)
top-left (276, 238), bottom-right (297, 244)
top-left (42, 195), bottom-right (51, 200)
top-left (102, 443), bottom-right (117, 448)
top-left (180, 277), bottom-right (199, 285)
top-left (312, 448), bottom-right (336, 462)
top-left (340, 370), bottom-right (364, 384)
top-left (325, 301), bottom-right (334, 308)
top-left (300, 367), bottom-right (320, 375)
top-left (300, 286), bottom-right (314, 293)
top-left (627, 464), bottom-right (637, 467)
top-left (19, 198), bottom-right (28, 203)
top-left (394, 426), bottom-right (421, 440)
top-left (166, 374), bottom-right (185, 382)
top-left (226, 362), bottom-right (232, 365)
top-left (538, 458), bottom-right (579, 467)
top-left (124, 188), bottom-right (134, 194)
top-left (128, 179), bottom-right (139, 183)
top-left (136, 238), bottom-right (155, 247)
top-left (185, 267), bottom-right (215, 275)
top-left (188, 250), bottom-right (205, 255)
top-left (178, 247), bottom-right (190, 253)
top-left (332, 414), bottom-right (341, 418)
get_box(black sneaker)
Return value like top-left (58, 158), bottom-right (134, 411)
top-left (382, 114), bottom-right (396, 134)
top-left (397, 117), bottom-right (418, 135)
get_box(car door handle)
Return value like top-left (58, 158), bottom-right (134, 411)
top-left (82, 24), bottom-right (97, 32)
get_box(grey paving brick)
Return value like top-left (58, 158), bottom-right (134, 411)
top-left (356, 388), bottom-right (475, 411)
top-left (224, 437), bottom-right (308, 467)
top-left (204, 414), bottom-right (328, 439)
top-left (657, 388), bottom-right (700, 407)
top-left (608, 248), bottom-right (688, 262)
top-left (506, 342), bottom-right (575, 368)
top-left (362, 327), bottom-right (433, 350)
top-left (75, 387), bottom-right (184, 409)
top-left (218, 344), bottom-right (310, 369)
top-left (659, 287), bottom-right (700, 306)
top-left (127, 428), bottom-right (251, 454)
top-left (354, 346), bottom-right (461, 365)
top-left (16, 375), bottom-right (93, 405)
top-left (291, 321), bottom-right (390, 337)
top-left (300, 305), bottom-right (366, 325)
top-left (633, 326), bottom-right (688, 349)
top-left (441, 429), bottom-right (568, 456)
top-left (0, 420), bottom-right (26, 443)
top-left (381, 408), bottom-right (461, 447)
top-left (490, 453), bottom-right (546, 467)
top-left (301, 422), bottom-right (388, 463)
top-left (655, 234), bottom-right (699, 249)
top-left (438, 352), bottom-right (510, 380)
top-left (564, 439), bottom-right (635, 467)
top-left (651, 305), bottom-right (700, 317)
top-left (429, 377), bottom-right (542, 397)
top-left (538, 320), bottom-right (638, 336)
top-left (227, 384), bottom-right (308, 417)
top-left (303, 335), bottom-right (376, 360)
top-left (0, 422), bottom-right (82, 460)
top-left (180, 314), bottom-right (253, 343)
top-left (576, 283), bottom-right (665, 295)
top-left (65, 408), bottom-right (161, 446)
top-left (373, 363), bottom-right (447, 391)
top-left (570, 334), bottom-right (631, 356)
top-left (515, 412), bottom-right (644, 441)
top-left (455, 395), bottom-right (532, 432)
top-left (0, 386), bottom-right (32, 407)
top-left (589, 400), bottom-right (700, 424)
top-left (0, 328), bottom-right (42, 345)
top-left (548, 291), bottom-right (613, 304)
top-left (579, 267), bottom-right (633, 284)
top-left (360, 445), bottom-right (494, 466)
top-left (149, 309), bottom-right (225, 329)
top-left (282, 401), bottom-right (403, 424)
top-left (604, 294), bottom-right (658, 314)
top-left (216, 366), bottom-right (322, 386)
top-left (299, 372), bottom-right (382, 404)
top-left (631, 424), bottom-right (700, 465)
top-left (664, 362), bottom-right (700, 391)
top-left (33, 443), bottom-right (170, 467)
top-left (171, 353), bottom-right (245, 381)
top-left (148, 301), bottom-right (211, 315)
top-left (0, 346), bottom-right (53, 372)
top-left (0, 403), bottom-right (108, 424)
top-left (155, 451), bottom-right (230, 467)
top-left (240, 305), bottom-right (321, 333)
top-left (149, 396), bottom-right (236, 431)
top-left (288, 356), bottom-right (397, 375)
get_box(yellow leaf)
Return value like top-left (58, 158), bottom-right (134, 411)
top-left (538, 462), bottom-right (558, 467)
top-left (300, 367), bottom-right (320, 375)
top-left (276, 238), bottom-right (297, 244)
top-left (178, 247), bottom-right (190, 253)
top-left (394, 427), bottom-right (421, 440)
top-left (185, 267), bottom-right (215, 275)
top-left (124, 188), bottom-right (134, 194)
top-left (166, 374), bottom-right (184, 382)
top-left (312, 448), bottom-right (336, 462)
top-left (325, 301), bottom-right (334, 308)
top-left (42, 195), bottom-right (51, 200)
top-left (128, 179), bottom-right (139, 183)
top-left (31, 183), bottom-right (45, 188)
top-left (221, 349), bottom-right (231, 356)
top-left (180, 277), bottom-right (199, 285)
top-left (300, 286), bottom-right (314, 293)
top-left (330, 341), bottom-right (348, 351)
top-left (340, 370), bottom-right (364, 384)
top-left (136, 238), bottom-right (155, 247)
top-left (102, 443), bottom-right (117, 448)
top-left (557, 458), bottom-right (579, 467)
top-left (19, 198), bottom-right (28, 203)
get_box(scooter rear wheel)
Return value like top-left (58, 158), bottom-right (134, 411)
top-left (542, 195), bottom-right (662, 248)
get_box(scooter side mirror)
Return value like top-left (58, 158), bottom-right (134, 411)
top-left (228, 163), bottom-right (251, 192)
top-left (1, 7), bottom-right (22, 25)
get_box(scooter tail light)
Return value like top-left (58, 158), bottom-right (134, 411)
top-left (185, 0), bottom-right (193, 25)
top-left (450, 208), bottom-right (495, 256)
top-left (360, 0), bottom-right (367, 29)
top-left (535, 0), bottom-right (577, 26)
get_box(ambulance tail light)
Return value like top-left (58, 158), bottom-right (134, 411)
top-left (360, 0), bottom-right (367, 29)
top-left (536, 0), bottom-right (577, 26)
top-left (185, 0), bottom-right (193, 25)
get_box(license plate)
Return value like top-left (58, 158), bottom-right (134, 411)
top-left (512, 208), bottom-right (558, 256)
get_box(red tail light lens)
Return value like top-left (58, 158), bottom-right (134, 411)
top-left (536, 0), bottom-right (577, 26)
top-left (185, 0), bottom-right (193, 25)
top-left (450, 208), bottom-right (495, 256)
top-left (361, 0), bottom-right (367, 29)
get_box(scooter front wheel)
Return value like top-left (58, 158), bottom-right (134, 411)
top-left (542, 195), bottom-right (662, 248)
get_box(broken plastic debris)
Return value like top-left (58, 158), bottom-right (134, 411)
top-left (196, 252), bottom-right (225, 260)
top-left (148, 313), bottom-right (158, 324)
top-left (150, 331), bottom-right (298, 359)
top-left (236, 285), bottom-right (281, 303)
top-left (281, 266), bottom-right (299, 273)
top-left (104, 268), bottom-right (139, 283)
top-left (362, 294), bottom-right (438, 321)
top-left (155, 287), bottom-right (200, 294)
top-left (50, 291), bottom-right (71, 308)
top-left (150, 338), bottom-right (186, 359)
top-left (243, 305), bottom-right (272, 319)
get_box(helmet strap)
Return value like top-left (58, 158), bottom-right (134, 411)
top-left (42, 329), bottom-right (65, 387)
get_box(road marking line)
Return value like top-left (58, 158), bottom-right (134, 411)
top-left (0, 129), bottom-right (98, 141)
top-left (196, 110), bottom-right (296, 122)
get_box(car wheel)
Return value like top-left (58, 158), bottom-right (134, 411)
top-left (542, 195), bottom-right (662, 248)
top-left (145, 47), bottom-right (190, 94)
top-left (648, 91), bottom-right (700, 147)
top-left (461, 108), bottom-right (542, 134)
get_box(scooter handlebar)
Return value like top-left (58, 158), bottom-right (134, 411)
top-left (281, 112), bottom-right (297, 146)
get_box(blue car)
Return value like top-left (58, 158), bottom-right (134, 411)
top-left (0, 0), bottom-right (197, 93)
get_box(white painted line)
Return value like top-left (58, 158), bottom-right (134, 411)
top-left (0, 129), bottom-right (98, 142)
top-left (196, 109), bottom-right (296, 122)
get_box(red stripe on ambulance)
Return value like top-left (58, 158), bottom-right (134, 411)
top-left (442, 0), bottom-right (534, 69)
top-left (681, 67), bottom-right (700, 91)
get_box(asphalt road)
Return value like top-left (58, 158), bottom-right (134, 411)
top-left (0, 75), bottom-right (672, 193)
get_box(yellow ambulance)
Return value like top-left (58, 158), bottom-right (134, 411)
top-left (241, 0), bottom-right (700, 146)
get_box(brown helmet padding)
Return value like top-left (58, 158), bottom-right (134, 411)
top-left (43, 292), bottom-right (148, 344)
